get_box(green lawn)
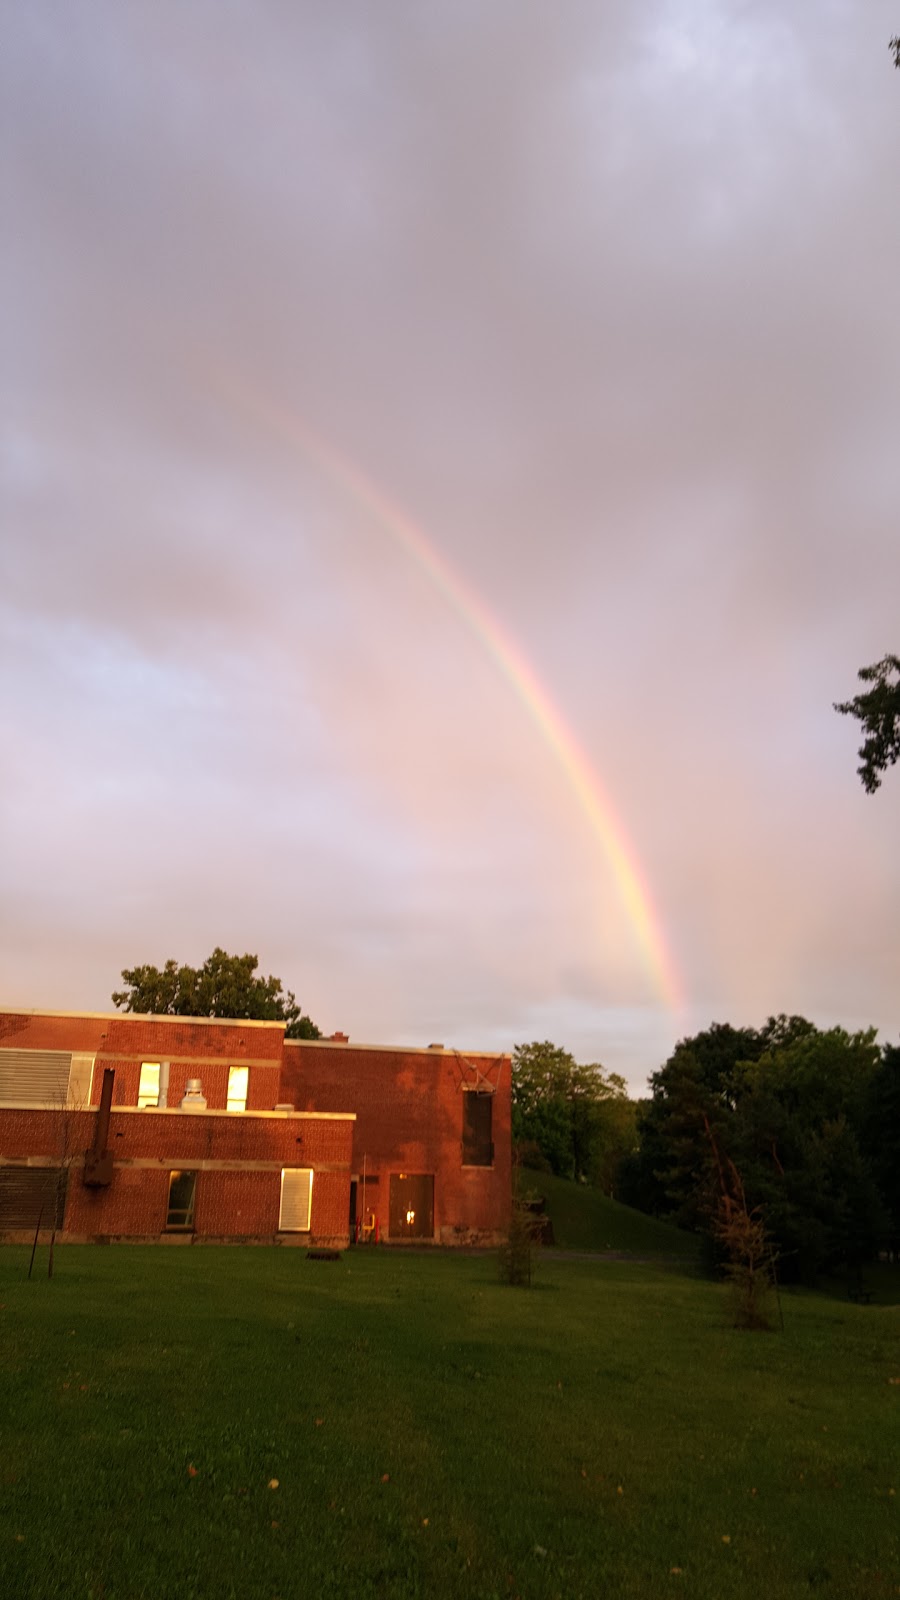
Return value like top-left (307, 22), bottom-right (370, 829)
top-left (521, 1172), bottom-right (700, 1260)
top-left (1, 1246), bottom-right (898, 1599)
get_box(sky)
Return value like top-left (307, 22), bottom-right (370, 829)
top-left (2, 1), bottom-right (898, 1091)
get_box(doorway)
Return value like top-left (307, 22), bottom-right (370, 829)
top-left (388, 1173), bottom-right (434, 1240)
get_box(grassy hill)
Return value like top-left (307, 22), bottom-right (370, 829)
top-left (520, 1171), bottom-right (700, 1260)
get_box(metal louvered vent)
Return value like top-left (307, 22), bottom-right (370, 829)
top-left (279, 1168), bottom-right (313, 1232)
top-left (0, 1050), bottom-right (72, 1104)
top-left (0, 1167), bottom-right (67, 1230)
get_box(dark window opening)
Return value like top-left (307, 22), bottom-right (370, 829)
top-left (166, 1170), bottom-right (197, 1231)
top-left (462, 1091), bottom-right (494, 1166)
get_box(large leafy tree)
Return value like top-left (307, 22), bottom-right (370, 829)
top-left (112, 948), bottom-right (321, 1039)
top-left (512, 1040), bottom-right (637, 1190)
top-left (629, 1017), bottom-right (888, 1280)
top-left (731, 1027), bottom-right (885, 1279)
top-left (834, 654), bottom-right (900, 792)
top-left (624, 1021), bottom-right (788, 1228)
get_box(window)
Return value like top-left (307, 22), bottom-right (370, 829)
top-left (279, 1168), bottom-right (313, 1232)
top-left (166, 1170), bottom-right (197, 1230)
top-left (462, 1090), bottom-right (494, 1166)
top-left (226, 1065), bottom-right (249, 1111)
top-left (137, 1062), bottom-right (160, 1108)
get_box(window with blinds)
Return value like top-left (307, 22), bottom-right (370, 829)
top-left (279, 1168), bottom-right (313, 1232)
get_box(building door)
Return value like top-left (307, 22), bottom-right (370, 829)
top-left (389, 1173), bottom-right (434, 1240)
top-left (349, 1180), bottom-right (357, 1234)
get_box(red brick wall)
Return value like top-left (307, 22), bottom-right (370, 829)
top-left (281, 1043), bottom-right (511, 1242)
top-left (1, 1012), bottom-right (285, 1060)
top-left (101, 1017), bottom-right (284, 1061)
top-left (0, 1106), bottom-right (352, 1244)
top-left (1, 1012), bottom-right (512, 1245)
top-left (0, 1013), bottom-right (107, 1052)
top-left (88, 1059), bottom-right (282, 1112)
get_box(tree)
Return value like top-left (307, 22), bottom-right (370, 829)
top-left (704, 1115), bottom-right (779, 1331)
top-left (732, 1027), bottom-right (885, 1280)
top-left (891, 36), bottom-right (900, 68)
top-left (112, 948), bottom-right (321, 1039)
top-left (629, 1016), bottom-right (888, 1281)
top-left (834, 655), bottom-right (900, 792)
top-left (511, 1041), bottom-right (636, 1189)
top-left (625, 1021), bottom-right (780, 1227)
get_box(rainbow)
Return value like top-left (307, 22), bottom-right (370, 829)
top-left (219, 377), bottom-right (684, 1014)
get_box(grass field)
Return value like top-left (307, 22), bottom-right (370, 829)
top-left (1, 1245), bottom-right (898, 1600)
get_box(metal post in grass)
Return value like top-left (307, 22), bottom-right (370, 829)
top-left (28, 1204), bottom-right (44, 1280)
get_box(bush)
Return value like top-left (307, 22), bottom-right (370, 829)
top-left (498, 1191), bottom-right (541, 1287)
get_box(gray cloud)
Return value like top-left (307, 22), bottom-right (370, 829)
top-left (2, 1), bottom-right (898, 1085)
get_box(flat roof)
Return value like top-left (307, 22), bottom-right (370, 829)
top-left (283, 1038), bottom-right (508, 1058)
top-left (0, 1007), bottom-right (284, 1030)
top-left (0, 1007), bottom-right (509, 1058)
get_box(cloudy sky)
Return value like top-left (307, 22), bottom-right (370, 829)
top-left (2, 1), bottom-right (898, 1089)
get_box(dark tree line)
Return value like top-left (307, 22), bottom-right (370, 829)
top-left (619, 1018), bottom-right (900, 1281)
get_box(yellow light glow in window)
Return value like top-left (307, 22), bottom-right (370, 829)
top-left (137, 1063), bottom-right (160, 1108)
top-left (227, 1065), bottom-right (249, 1111)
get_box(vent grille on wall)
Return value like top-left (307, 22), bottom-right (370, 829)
top-left (0, 1049), bottom-right (73, 1104)
top-left (279, 1168), bottom-right (313, 1232)
top-left (0, 1166), bottom-right (68, 1230)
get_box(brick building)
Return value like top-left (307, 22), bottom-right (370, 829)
top-left (0, 1009), bottom-right (511, 1248)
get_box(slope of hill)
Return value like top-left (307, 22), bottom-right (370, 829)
top-left (520, 1172), bottom-right (700, 1260)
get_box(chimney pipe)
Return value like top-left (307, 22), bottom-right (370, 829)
top-left (83, 1068), bottom-right (115, 1187)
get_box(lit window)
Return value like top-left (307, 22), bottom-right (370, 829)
top-left (226, 1065), bottom-right (249, 1111)
top-left (462, 1090), bottom-right (493, 1166)
top-left (279, 1168), bottom-right (313, 1232)
top-left (137, 1062), bottom-right (160, 1108)
top-left (166, 1170), bottom-right (197, 1230)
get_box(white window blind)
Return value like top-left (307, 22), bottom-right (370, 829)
top-left (279, 1168), bottom-right (313, 1232)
